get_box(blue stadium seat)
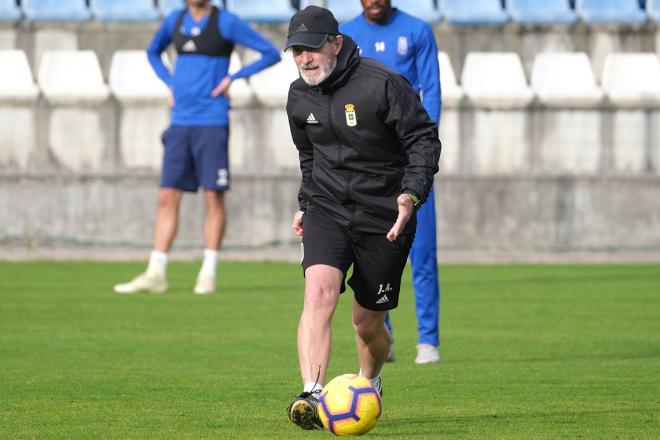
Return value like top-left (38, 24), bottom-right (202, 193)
top-left (23, 0), bottom-right (92, 21)
top-left (225, 0), bottom-right (296, 23)
top-left (303, 0), bottom-right (362, 23)
top-left (442, 0), bottom-right (509, 25)
top-left (576, 0), bottom-right (647, 24)
top-left (0, 0), bottom-right (21, 21)
top-left (92, 0), bottom-right (160, 22)
top-left (507, 0), bottom-right (577, 24)
top-left (392, 0), bottom-right (443, 23)
top-left (159, 0), bottom-right (225, 16)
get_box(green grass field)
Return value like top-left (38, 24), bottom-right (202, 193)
top-left (1, 262), bottom-right (659, 439)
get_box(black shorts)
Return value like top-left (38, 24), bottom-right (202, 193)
top-left (301, 210), bottom-right (415, 311)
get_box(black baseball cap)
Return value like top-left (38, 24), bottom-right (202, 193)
top-left (284, 6), bottom-right (339, 51)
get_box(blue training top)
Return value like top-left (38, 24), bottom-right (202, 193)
top-left (340, 9), bottom-right (441, 123)
top-left (147, 8), bottom-right (280, 126)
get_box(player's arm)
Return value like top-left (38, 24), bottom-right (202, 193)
top-left (287, 88), bottom-right (315, 235)
top-left (385, 74), bottom-right (441, 206)
top-left (220, 11), bottom-right (281, 81)
top-left (415, 24), bottom-right (441, 124)
top-left (146, 12), bottom-right (177, 86)
top-left (383, 75), bottom-right (441, 240)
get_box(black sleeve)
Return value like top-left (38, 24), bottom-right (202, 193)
top-left (286, 87), bottom-right (314, 212)
top-left (383, 74), bottom-right (441, 205)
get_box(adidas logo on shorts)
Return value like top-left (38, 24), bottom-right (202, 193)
top-left (376, 294), bottom-right (389, 304)
top-left (307, 113), bottom-right (319, 124)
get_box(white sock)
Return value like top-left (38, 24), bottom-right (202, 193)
top-left (370, 375), bottom-right (381, 391)
top-left (200, 249), bottom-right (218, 278)
top-left (147, 250), bottom-right (168, 275)
top-left (359, 369), bottom-right (381, 384)
top-left (303, 382), bottom-right (323, 395)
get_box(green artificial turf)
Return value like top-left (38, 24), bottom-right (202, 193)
top-left (0, 262), bottom-right (658, 439)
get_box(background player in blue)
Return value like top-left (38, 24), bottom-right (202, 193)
top-left (340, 0), bottom-right (441, 364)
top-left (114, 0), bottom-right (280, 295)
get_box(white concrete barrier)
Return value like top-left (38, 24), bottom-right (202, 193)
top-left (39, 50), bottom-right (110, 172)
top-left (438, 51), bottom-right (463, 108)
top-left (602, 53), bottom-right (660, 173)
top-left (228, 52), bottom-right (255, 108)
top-left (249, 53), bottom-right (299, 107)
top-left (461, 52), bottom-right (533, 174)
top-left (532, 52), bottom-right (604, 174)
top-left (437, 52), bottom-right (463, 173)
top-left (109, 50), bottom-right (169, 170)
top-left (0, 50), bottom-right (39, 172)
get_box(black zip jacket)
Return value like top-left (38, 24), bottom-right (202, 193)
top-left (286, 35), bottom-right (441, 235)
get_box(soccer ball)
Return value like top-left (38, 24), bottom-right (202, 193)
top-left (318, 374), bottom-right (382, 436)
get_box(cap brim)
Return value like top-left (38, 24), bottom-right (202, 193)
top-left (284, 33), bottom-right (329, 51)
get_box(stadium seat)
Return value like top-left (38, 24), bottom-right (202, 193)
top-left (109, 51), bottom-right (170, 102)
top-left (531, 52), bottom-right (603, 107)
top-left (507, 0), bottom-right (577, 25)
top-left (311, 0), bottom-right (363, 23)
top-left (437, 51), bottom-right (463, 108)
top-left (225, 0), bottom-right (296, 23)
top-left (92, 0), bottom-right (160, 22)
top-left (0, 50), bottom-right (38, 101)
top-left (0, 0), bottom-right (21, 21)
top-left (39, 51), bottom-right (109, 104)
top-left (461, 52), bottom-right (533, 108)
top-left (392, 0), bottom-right (443, 23)
top-left (442, 0), bottom-right (509, 25)
top-left (576, 0), bottom-right (647, 25)
top-left (601, 53), bottom-right (660, 107)
top-left (23, 0), bottom-right (92, 21)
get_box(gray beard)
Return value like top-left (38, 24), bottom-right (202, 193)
top-left (299, 56), bottom-right (338, 86)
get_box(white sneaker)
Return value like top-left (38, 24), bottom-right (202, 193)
top-left (415, 344), bottom-right (440, 364)
top-left (193, 273), bottom-right (216, 295)
top-left (114, 271), bottom-right (167, 294)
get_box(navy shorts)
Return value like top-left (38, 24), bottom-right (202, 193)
top-left (301, 209), bottom-right (415, 311)
top-left (160, 124), bottom-right (230, 192)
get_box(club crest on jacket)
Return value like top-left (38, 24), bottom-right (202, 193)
top-left (345, 104), bottom-right (357, 127)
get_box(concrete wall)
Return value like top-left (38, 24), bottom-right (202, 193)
top-left (1, 22), bottom-right (659, 257)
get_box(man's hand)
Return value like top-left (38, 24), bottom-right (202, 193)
top-left (211, 76), bottom-right (232, 97)
top-left (292, 210), bottom-right (305, 237)
top-left (386, 195), bottom-right (414, 242)
top-left (167, 88), bottom-right (175, 108)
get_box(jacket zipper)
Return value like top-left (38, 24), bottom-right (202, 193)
top-left (327, 94), bottom-right (350, 203)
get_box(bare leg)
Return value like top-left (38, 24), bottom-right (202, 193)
top-left (352, 299), bottom-right (390, 379)
top-left (203, 190), bottom-right (225, 250)
top-left (153, 188), bottom-right (183, 252)
top-left (298, 264), bottom-right (343, 386)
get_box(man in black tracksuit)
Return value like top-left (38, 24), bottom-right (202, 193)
top-left (284, 6), bottom-right (441, 431)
